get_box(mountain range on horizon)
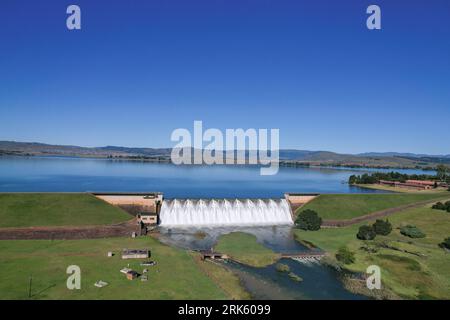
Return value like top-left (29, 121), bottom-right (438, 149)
top-left (1, 141), bottom-right (449, 166)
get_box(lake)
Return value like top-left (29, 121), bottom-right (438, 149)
top-left (0, 156), bottom-right (429, 197)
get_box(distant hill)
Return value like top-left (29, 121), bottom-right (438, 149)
top-left (0, 141), bottom-right (170, 157)
top-left (358, 152), bottom-right (450, 158)
top-left (0, 140), bottom-right (447, 169)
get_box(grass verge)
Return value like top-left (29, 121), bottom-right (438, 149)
top-left (215, 232), bottom-right (280, 267)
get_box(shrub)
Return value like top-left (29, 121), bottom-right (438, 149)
top-left (336, 247), bottom-right (355, 264)
top-left (288, 272), bottom-right (303, 282)
top-left (400, 225), bottom-right (426, 238)
top-left (372, 219), bottom-right (392, 236)
top-left (432, 201), bottom-right (450, 212)
top-left (295, 209), bottom-right (322, 231)
top-left (432, 202), bottom-right (446, 210)
top-left (357, 225), bottom-right (376, 240)
top-left (275, 263), bottom-right (290, 273)
top-left (439, 237), bottom-right (450, 250)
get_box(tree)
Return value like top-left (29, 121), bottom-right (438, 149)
top-left (372, 219), bottom-right (392, 236)
top-left (432, 201), bottom-right (450, 212)
top-left (295, 209), bottom-right (322, 231)
top-left (432, 202), bottom-right (446, 210)
top-left (400, 225), bottom-right (426, 238)
top-left (336, 247), bottom-right (355, 264)
top-left (436, 164), bottom-right (449, 181)
top-left (357, 225), bottom-right (376, 240)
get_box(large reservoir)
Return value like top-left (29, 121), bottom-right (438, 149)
top-left (0, 156), bottom-right (430, 197)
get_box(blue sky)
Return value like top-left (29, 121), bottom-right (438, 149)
top-left (0, 0), bottom-right (449, 154)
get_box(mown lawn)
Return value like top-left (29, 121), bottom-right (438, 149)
top-left (294, 200), bottom-right (450, 299)
top-left (215, 232), bottom-right (280, 267)
top-left (0, 236), bottom-right (228, 299)
top-left (297, 192), bottom-right (449, 220)
top-left (0, 193), bottom-right (131, 228)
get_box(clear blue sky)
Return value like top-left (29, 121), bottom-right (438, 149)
top-left (1, 0), bottom-right (449, 154)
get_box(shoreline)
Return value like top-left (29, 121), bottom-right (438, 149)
top-left (0, 154), bottom-right (438, 172)
top-left (354, 183), bottom-right (448, 194)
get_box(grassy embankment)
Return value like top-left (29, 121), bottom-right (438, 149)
top-left (298, 192), bottom-right (449, 220)
top-left (356, 184), bottom-right (448, 194)
top-left (0, 193), bottom-right (131, 228)
top-left (215, 232), bottom-right (280, 267)
top-left (0, 236), bottom-right (241, 300)
top-left (294, 193), bottom-right (450, 299)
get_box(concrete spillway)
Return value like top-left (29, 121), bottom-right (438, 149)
top-left (159, 198), bottom-right (294, 227)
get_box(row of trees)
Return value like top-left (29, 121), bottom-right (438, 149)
top-left (356, 220), bottom-right (427, 240)
top-left (436, 164), bottom-right (450, 181)
top-left (348, 171), bottom-right (443, 185)
top-left (432, 201), bottom-right (450, 212)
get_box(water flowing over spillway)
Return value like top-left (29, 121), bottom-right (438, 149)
top-left (159, 199), bottom-right (294, 226)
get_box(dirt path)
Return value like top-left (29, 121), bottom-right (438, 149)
top-left (321, 199), bottom-right (439, 228)
top-left (0, 218), bottom-right (139, 240)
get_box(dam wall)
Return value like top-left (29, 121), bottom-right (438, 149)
top-left (159, 198), bottom-right (294, 227)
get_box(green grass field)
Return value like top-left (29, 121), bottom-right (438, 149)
top-left (294, 200), bottom-right (450, 299)
top-left (0, 193), bottom-right (131, 228)
top-left (0, 236), bottom-right (230, 299)
top-left (297, 192), bottom-right (449, 220)
top-left (215, 232), bottom-right (280, 267)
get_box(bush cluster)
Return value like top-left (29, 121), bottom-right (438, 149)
top-left (356, 219), bottom-right (392, 240)
top-left (439, 237), bottom-right (450, 250)
top-left (275, 263), bottom-right (290, 273)
top-left (400, 225), bottom-right (426, 238)
top-left (372, 219), bottom-right (393, 236)
top-left (335, 247), bottom-right (355, 265)
top-left (431, 201), bottom-right (450, 212)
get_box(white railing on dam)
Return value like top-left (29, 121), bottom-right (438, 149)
top-left (159, 198), bottom-right (294, 227)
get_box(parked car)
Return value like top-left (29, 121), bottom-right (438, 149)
top-left (140, 261), bottom-right (157, 266)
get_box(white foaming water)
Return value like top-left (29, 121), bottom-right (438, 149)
top-left (159, 198), bottom-right (294, 227)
